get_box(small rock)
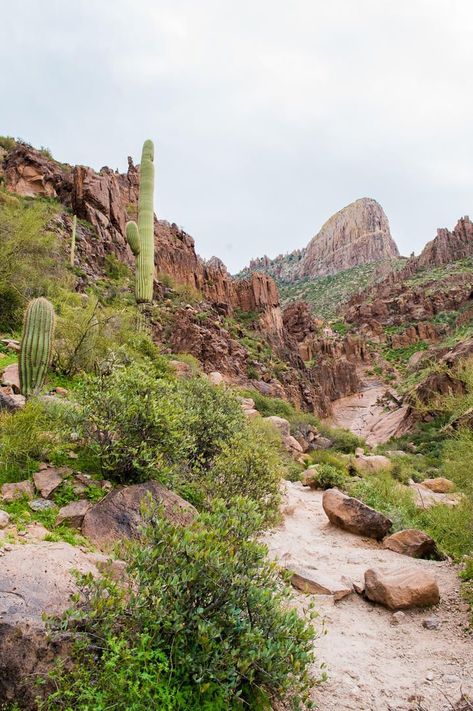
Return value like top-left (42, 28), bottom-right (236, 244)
top-left (443, 675), bottom-right (460, 684)
top-left (421, 477), bottom-right (454, 494)
top-left (169, 360), bottom-right (193, 379)
top-left (355, 447), bottom-right (364, 457)
top-left (207, 371), bottom-right (224, 385)
top-left (70, 432), bottom-right (80, 442)
top-left (1, 363), bottom-right (20, 393)
top-left (1, 480), bottom-right (34, 502)
top-left (383, 529), bottom-right (441, 560)
top-left (364, 567), bottom-right (440, 610)
top-left (53, 386), bottom-right (68, 397)
top-left (289, 565), bottom-right (352, 600)
top-left (56, 500), bottom-right (93, 529)
top-left (0, 338), bottom-right (20, 352)
top-left (25, 522), bottom-right (50, 541)
top-left (33, 467), bottom-right (66, 498)
top-left (265, 416), bottom-right (291, 437)
top-left (0, 510), bottom-right (10, 529)
top-left (422, 616), bottom-right (440, 630)
top-left (29, 499), bottom-right (57, 512)
top-left (243, 408), bottom-right (260, 418)
top-left (425, 671), bottom-right (435, 682)
top-left (390, 611), bottom-right (407, 625)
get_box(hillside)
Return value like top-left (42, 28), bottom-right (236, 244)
top-left (0, 137), bottom-right (472, 711)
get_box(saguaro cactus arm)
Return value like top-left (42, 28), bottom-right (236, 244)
top-left (19, 297), bottom-right (56, 398)
top-left (126, 221), bottom-right (141, 257)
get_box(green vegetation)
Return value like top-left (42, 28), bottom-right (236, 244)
top-left (278, 259), bottom-right (405, 319)
top-left (43, 499), bottom-right (318, 711)
top-left (306, 463), bottom-right (347, 490)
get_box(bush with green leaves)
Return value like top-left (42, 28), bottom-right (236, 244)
top-left (201, 418), bottom-right (284, 524)
top-left (72, 364), bottom-right (187, 483)
top-left (318, 424), bottom-right (365, 453)
top-left (43, 498), bottom-right (317, 711)
top-left (307, 463), bottom-right (347, 490)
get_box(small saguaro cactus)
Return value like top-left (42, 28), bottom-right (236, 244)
top-left (70, 214), bottom-right (77, 266)
top-left (126, 139), bottom-right (155, 303)
top-left (19, 297), bottom-right (56, 398)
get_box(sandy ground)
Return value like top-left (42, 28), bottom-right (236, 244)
top-left (263, 482), bottom-right (473, 711)
top-left (329, 379), bottom-right (408, 446)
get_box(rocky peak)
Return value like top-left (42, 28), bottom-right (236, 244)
top-left (298, 198), bottom-right (399, 278)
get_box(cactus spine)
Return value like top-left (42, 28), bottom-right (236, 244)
top-left (126, 139), bottom-right (155, 303)
top-left (19, 298), bottom-right (56, 398)
top-left (70, 215), bottom-right (77, 266)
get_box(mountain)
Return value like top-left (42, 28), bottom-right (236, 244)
top-left (241, 197), bottom-right (400, 283)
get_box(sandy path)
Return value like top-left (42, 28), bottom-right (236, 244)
top-left (329, 379), bottom-right (408, 446)
top-left (263, 482), bottom-right (473, 711)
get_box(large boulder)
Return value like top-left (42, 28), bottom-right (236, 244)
top-left (0, 542), bottom-right (102, 708)
top-left (265, 416), bottom-right (291, 437)
top-left (353, 453), bottom-right (392, 473)
top-left (322, 488), bottom-right (392, 540)
top-left (383, 529), bottom-right (441, 559)
top-left (82, 481), bottom-right (197, 550)
top-left (421, 477), bottom-right (455, 494)
top-left (364, 567), bottom-right (440, 610)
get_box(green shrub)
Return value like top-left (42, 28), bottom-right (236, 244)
top-left (43, 499), bottom-right (317, 710)
top-left (318, 424), bottom-right (364, 453)
top-left (202, 418), bottom-right (284, 524)
top-left (307, 464), bottom-right (347, 490)
top-left (307, 449), bottom-right (349, 474)
top-left (238, 389), bottom-right (297, 419)
top-left (72, 364), bottom-right (188, 483)
top-left (104, 253), bottom-right (131, 281)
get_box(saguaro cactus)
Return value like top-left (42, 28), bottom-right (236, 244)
top-left (19, 297), bottom-right (56, 398)
top-left (70, 214), bottom-right (77, 266)
top-left (126, 139), bottom-right (155, 303)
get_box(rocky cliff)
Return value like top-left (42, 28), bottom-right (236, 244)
top-left (242, 198), bottom-right (400, 282)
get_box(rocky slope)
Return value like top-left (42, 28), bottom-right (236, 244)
top-left (242, 198), bottom-right (400, 283)
top-left (0, 141), bottom-right (370, 416)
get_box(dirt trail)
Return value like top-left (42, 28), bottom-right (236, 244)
top-left (263, 482), bottom-right (473, 711)
top-left (329, 378), bottom-right (409, 446)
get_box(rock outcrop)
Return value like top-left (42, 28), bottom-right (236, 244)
top-left (242, 198), bottom-right (399, 282)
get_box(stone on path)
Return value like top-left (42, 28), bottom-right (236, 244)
top-left (289, 564), bottom-right (352, 600)
top-left (322, 488), bottom-right (392, 540)
top-left (364, 567), bottom-right (440, 610)
top-left (383, 528), bottom-right (441, 559)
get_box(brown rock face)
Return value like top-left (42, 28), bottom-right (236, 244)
top-left (364, 567), bottom-right (440, 610)
top-left (298, 198), bottom-right (399, 278)
top-left (383, 529), bottom-right (440, 559)
top-left (82, 481), bottom-right (196, 550)
top-left (322, 488), bottom-right (392, 540)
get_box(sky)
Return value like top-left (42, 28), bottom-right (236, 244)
top-left (1, 0), bottom-right (473, 272)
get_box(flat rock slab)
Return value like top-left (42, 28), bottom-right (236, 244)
top-left (322, 488), bottom-right (392, 540)
top-left (82, 481), bottom-right (197, 550)
top-left (383, 528), bottom-right (441, 559)
top-left (364, 567), bottom-right (440, 610)
top-left (289, 565), bottom-right (352, 600)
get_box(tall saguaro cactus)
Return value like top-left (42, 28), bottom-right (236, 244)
top-left (126, 139), bottom-right (155, 303)
top-left (19, 297), bottom-right (56, 398)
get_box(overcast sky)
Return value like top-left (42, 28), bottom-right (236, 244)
top-left (2, 1), bottom-right (473, 272)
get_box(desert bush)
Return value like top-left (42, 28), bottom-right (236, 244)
top-left (72, 364), bottom-right (187, 483)
top-left (317, 424), bottom-right (364, 453)
top-left (238, 389), bottom-right (297, 419)
top-left (306, 449), bottom-right (349, 474)
top-left (43, 499), bottom-right (317, 710)
top-left (307, 464), bottom-right (347, 490)
top-left (202, 418), bottom-right (284, 524)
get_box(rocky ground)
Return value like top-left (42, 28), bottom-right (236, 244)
top-left (264, 482), bottom-right (473, 711)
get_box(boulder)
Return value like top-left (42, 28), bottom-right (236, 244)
top-left (33, 466), bottom-right (69, 498)
top-left (421, 477), bottom-right (455, 494)
top-left (353, 453), bottom-right (392, 473)
top-left (1, 480), bottom-right (34, 502)
top-left (0, 542), bottom-right (102, 707)
top-left (207, 371), bottom-right (224, 385)
top-left (322, 488), bottom-right (392, 540)
top-left (383, 529), bottom-right (441, 559)
top-left (283, 434), bottom-right (304, 454)
top-left (28, 499), bottom-right (57, 513)
top-left (289, 565), bottom-right (352, 600)
top-left (82, 481), bottom-right (197, 550)
top-left (265, 416), bottom-right (291, 437)
top-left (409, 481), bottom-right (461, 509)
top-left (364, 567), bottom-right (440, 610)
top-left (0, 386), bottom-right (24, 411)
top-left (56, 499), bottom-right (93, 529)
top-left (0, 511), bottom-right (9, 529)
